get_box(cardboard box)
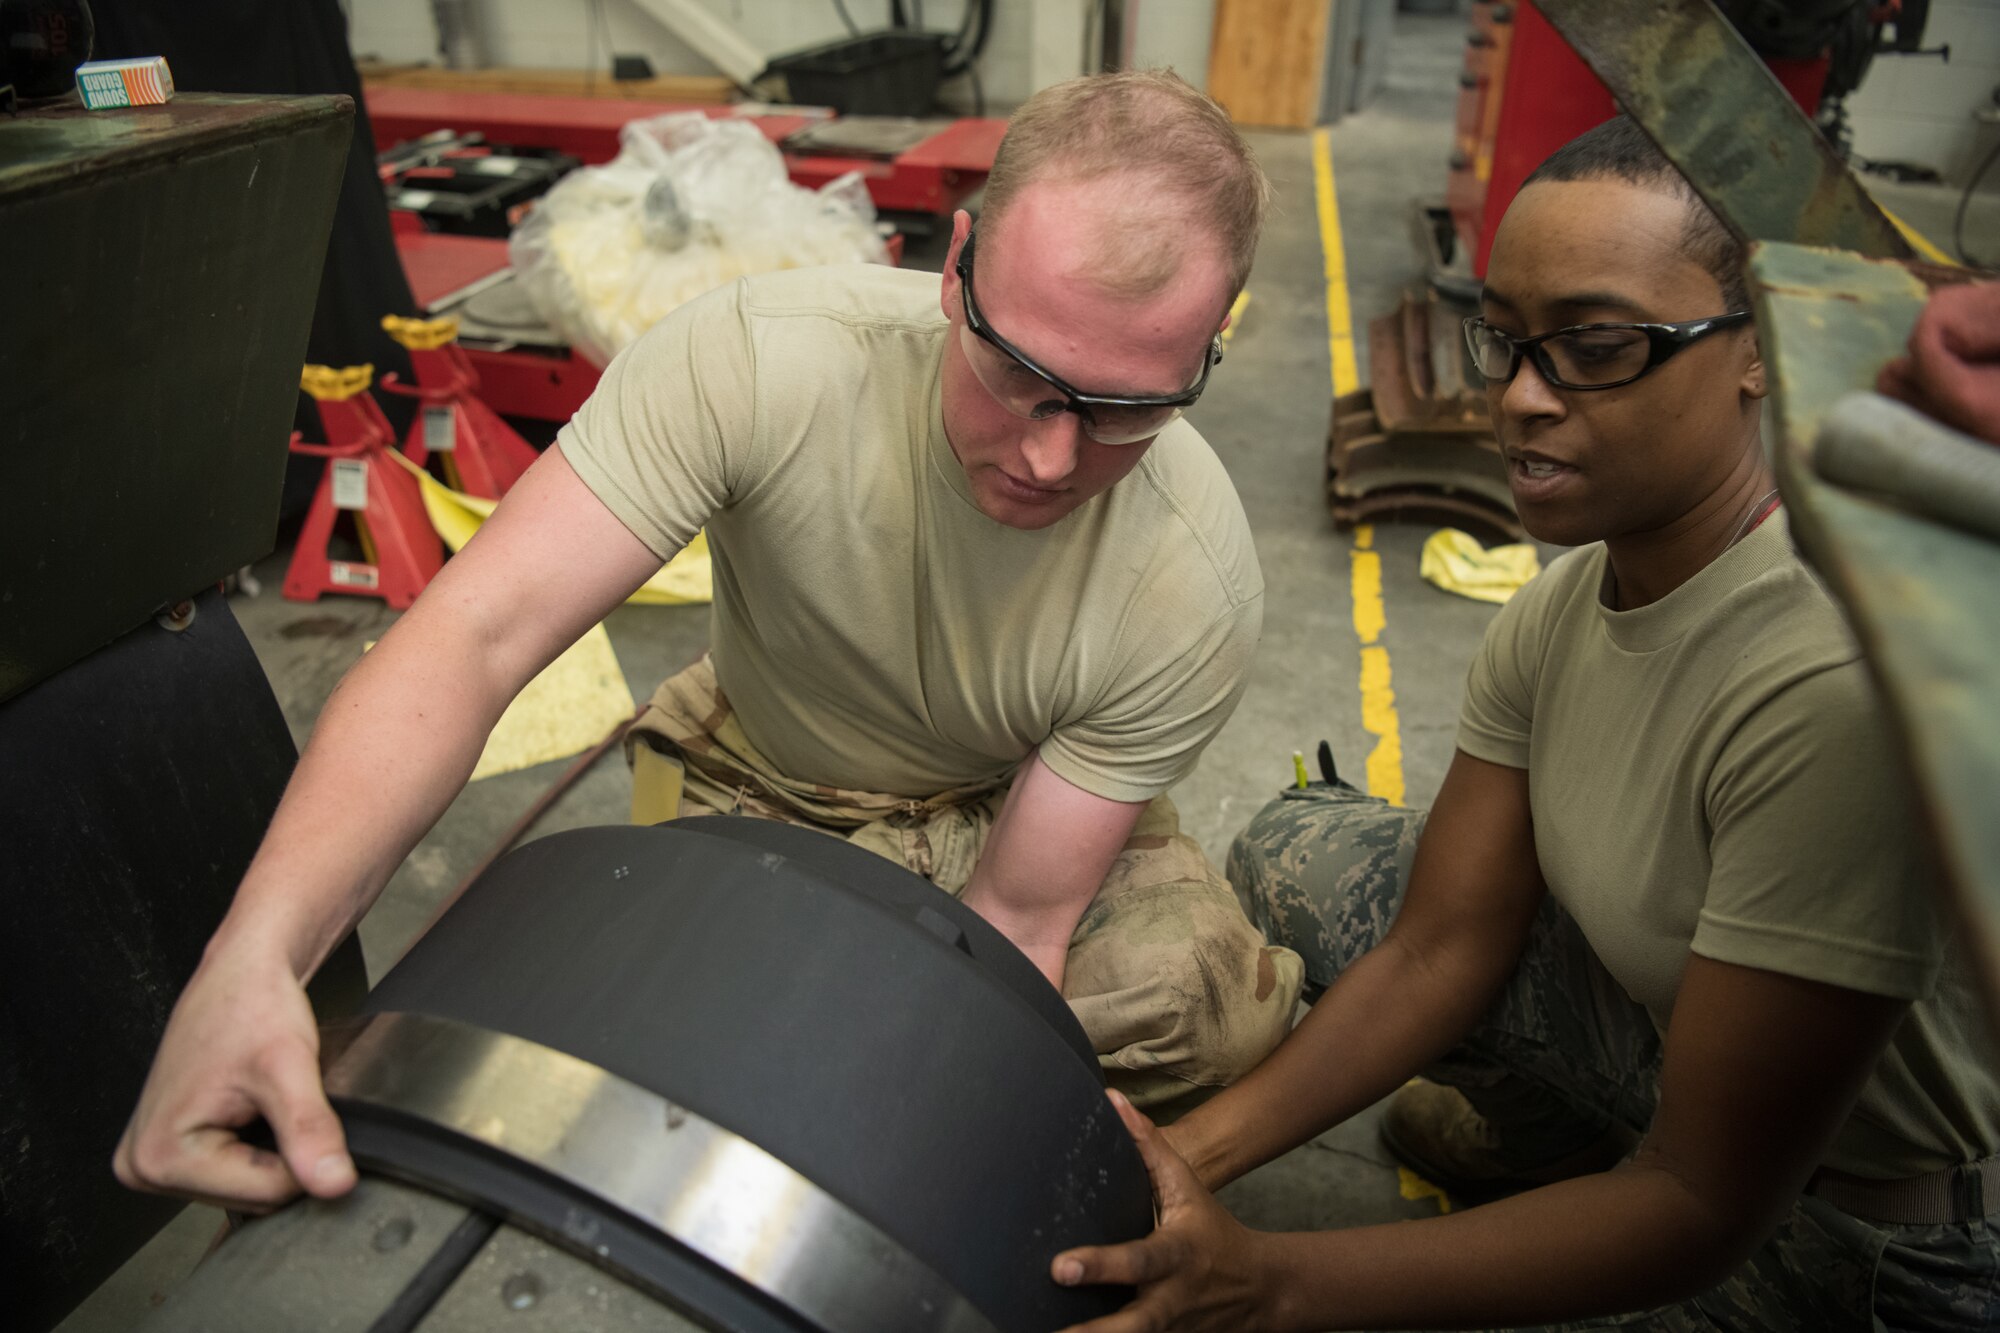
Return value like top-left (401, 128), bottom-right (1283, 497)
top-left (76, 57), bottom-right (175, 110)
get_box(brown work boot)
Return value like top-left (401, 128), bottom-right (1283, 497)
top-left (1380, 1079), bottom-right (1638, 1201)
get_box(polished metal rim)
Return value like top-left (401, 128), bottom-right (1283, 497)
top-left (322, 1011), bottom-right (1000, 1333)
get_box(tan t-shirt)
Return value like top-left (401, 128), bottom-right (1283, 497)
top-left (558, 264), bottom-right (1263, 804)
top-left (1458, 516), bottom-right (1999, 1178)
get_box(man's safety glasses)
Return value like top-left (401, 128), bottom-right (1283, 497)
top-left (955, 228), bottom-right (1222, 445)
top-left (1463, 311), bottom-right (1753, 391)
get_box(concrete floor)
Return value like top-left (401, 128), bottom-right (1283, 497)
top-left (60, 13), bottom-right (2000, 1330)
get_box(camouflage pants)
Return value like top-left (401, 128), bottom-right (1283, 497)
top-left (1228, 780), bottom-right (2000, 1333)
top-left (625, 657), bottom-right (1304, 1113)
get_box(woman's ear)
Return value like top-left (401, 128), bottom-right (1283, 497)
top-left (1742, 347), bottom-right (1768, 401)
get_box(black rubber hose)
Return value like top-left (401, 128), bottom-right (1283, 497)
top-left (964, 61), bottom-right (985, 116)
top-left (941, 0), bottom-right (972, 71)
top-left (1954, 134), bottom-right (1999, 269)
top-left (967, 0), bottom-right (994, 60)
top-left (949, 0), bottom-right (978, 50)
top-left (942, 0), bottom-right (991, 75)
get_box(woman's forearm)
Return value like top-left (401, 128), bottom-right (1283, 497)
top-left (1174, 927), bottom-right (1519, 1191)
top-left (1258, 1160), bottom-right (1743, 1331)
top-left (1171, 753), bottom-right (1548, 1191)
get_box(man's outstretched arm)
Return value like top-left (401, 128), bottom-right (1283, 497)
top-left (961, 756), bottom-right (1148, 990)
top-left (115, 445), bottom-right (665, 1211)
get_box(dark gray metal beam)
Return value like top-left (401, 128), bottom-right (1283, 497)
top-left (1535, 0), bottom-right (1914, 260)
top-left (1748, 242), bottom-right (1999, 1016)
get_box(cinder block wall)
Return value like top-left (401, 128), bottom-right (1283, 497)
top-left (344, 0), bottom-right (1995, 189)
top-left (1842, 0), bottom-right (2000, 186)
top-left (342, 0), bottom-right (1222, 114)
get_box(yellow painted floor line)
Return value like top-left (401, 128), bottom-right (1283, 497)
top-left (1879, 203), bottom-right (1955, 266)
top-left (1350, 526), bottom-right (1407, 806)
top-left (1318, 127), bottom-right (1408, 807)
top-left (1312, 128), bottom-right (1360, 397)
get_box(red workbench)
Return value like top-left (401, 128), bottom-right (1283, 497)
top-left (366, 86), bottom-right (1005, 217)
top-left (378, 87), bottom-right (958, 422)
top-left (395, 225), bottom-right (906, 424)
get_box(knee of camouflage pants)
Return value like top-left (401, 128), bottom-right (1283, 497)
top-left (1065, 798), bottom-right (1305, 1115)
top-left (1225, 783), bottom-right (1426, 1002)
top-left (1228, 785), bottom-right (1662, 1160)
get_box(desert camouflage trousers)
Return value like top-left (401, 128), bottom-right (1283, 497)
top-left (1228, 779), bottom-right (2000, 1333)
top-left (625, 656), bottom-right (1304, 1112)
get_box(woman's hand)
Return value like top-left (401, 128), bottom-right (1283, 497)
top-left (1052, 1090), bottom-right (1284, 1333)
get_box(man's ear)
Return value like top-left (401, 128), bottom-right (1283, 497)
top-left (1217, 287), bottom-right (1247, 337)
top-left (939, 209), bottom-right (973, 321)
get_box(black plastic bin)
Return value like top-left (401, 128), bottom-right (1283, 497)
top-left (766, 29), bottom-right (949, 118)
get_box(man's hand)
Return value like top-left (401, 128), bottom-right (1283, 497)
top-left (960, 756), bottom-right (1147, 991)
top-left (111, 445), bottom-right (665, 1211)
top-left (114, 944), bottom-right (354, 1211)
top-left (1877, 280), bottom-right (2000, 445)
top-left (1051, 1091), bottom-right (1280, 1333)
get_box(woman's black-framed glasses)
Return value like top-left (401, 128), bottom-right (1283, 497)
top-left (1463, 311), bottom-right (1753, 391)
top-left (955, 227), bottom-right (1223, 445)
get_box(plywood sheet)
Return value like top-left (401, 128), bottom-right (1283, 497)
top-left (1208, 0), bottom-right (1331, 129)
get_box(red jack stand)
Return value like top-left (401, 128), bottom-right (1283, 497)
top-left (283, 364), bottom-right (444, 610)
top-left (378, 314), bottom-right (540, 500)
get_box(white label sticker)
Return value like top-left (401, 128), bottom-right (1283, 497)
top-left (471, 156), bottom-right (523, 177)
top-left (329, 562), bottom-right (380, 590)
top-left (423, 405), bottom-right (457, 452)
top-left (395, 189), bottom-right (436, 211)
top-left (331, 458), bottom-right (369, 511)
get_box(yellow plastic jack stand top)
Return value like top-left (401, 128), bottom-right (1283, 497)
top-left (381, 314), bottom-right (462, 350)
top-left (300, 363), bottom-right (376, 401)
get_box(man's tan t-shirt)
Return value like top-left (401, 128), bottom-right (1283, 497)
top-left (557, 264), bottom-right (1263, 804)
top-left (1458, 517), bottom-right (1998, 1179)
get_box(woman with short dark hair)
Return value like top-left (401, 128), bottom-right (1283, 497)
top-left (1051, 117), bottom-right (2000, 1333)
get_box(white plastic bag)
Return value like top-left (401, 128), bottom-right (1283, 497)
top-left (509, 112), bottom-right (890, 367)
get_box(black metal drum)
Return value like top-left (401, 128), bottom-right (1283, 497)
top-left (145, 818), bottom-right (1154, 1332)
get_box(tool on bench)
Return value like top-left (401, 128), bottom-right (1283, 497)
top-left (378, 129), bottom-right (576, 238)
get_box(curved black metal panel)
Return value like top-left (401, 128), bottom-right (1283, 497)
top-left (362, 819), bottom-right (1151, 1332)
top-left (327, 1013), bottom-right (995, 1333)
top-left (669, 816), bottom-right (1098, 1073)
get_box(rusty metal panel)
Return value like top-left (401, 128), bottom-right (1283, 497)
top-left (1752, 242), bottom-right (1932, 444)
top-left (1750, 241), bottom-right (2000, 1009)
top-left (1535, 0), bottom-right (1913, 260)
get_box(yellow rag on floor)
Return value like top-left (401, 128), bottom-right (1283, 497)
top-left (1420, 528), bottom-right (1541, 605)
top-left (363, 624), bottom-right (635, 781)
top-left (470, 622), bottom-right (634, 780)
top-left (388, 450), bottom-right (713, 605)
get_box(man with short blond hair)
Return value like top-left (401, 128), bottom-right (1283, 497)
top-left (978, 68), bottom-right (1269, 296)
top-left (116, 70), bottom-right (1303, 1213)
